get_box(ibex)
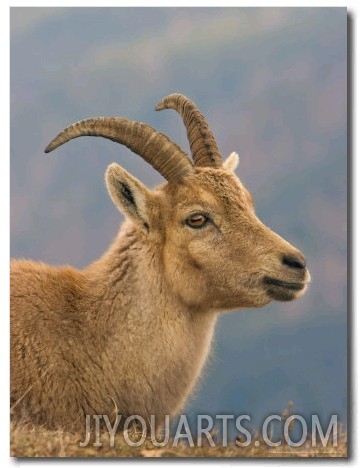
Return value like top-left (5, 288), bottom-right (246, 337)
top-left (11, 94), bottom-right (309, 432)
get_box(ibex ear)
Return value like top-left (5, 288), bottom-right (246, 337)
top-left (223, 152), bottom-right (239, 172)
top-left (105, 163), bottom-right (153, 231)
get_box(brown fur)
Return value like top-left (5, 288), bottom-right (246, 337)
top-left (11, 152), bottom-right (309, 432)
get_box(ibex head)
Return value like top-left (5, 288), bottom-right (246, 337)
top-left (45, 93), bottom-right (310, 311)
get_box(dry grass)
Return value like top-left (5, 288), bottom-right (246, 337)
top-left (10, 421), bottom-right (348, 458)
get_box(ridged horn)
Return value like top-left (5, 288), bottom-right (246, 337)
top-left (155, 93), bottom-right (222, 168)
top-left (44, 117), bottom-right (193, 181)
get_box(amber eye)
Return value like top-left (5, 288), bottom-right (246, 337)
top-left (185, 213), bottom-right (209, 229)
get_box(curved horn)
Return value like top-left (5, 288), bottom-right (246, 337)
top-left (44, 117), bottom-right (193, 181)
top-left (155, 93), bottom-right (222, 168)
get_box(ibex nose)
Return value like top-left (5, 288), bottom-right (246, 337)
top-left (282, 253), bottom-right (306, 271)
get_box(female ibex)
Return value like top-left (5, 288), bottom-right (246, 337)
top-left (11, 94), bottom-right (309, 432)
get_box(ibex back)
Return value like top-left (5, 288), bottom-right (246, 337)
top-left (11, 93), bottom-right (310, 431)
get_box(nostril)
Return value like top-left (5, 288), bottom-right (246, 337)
top-left (282, 254), bottom-right (306, 270)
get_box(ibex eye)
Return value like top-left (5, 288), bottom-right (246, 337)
top-left (186, 213), bottom-right (209, 229)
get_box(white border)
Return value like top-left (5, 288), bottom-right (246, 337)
top-left (5, 1), bottom-right (357, 6)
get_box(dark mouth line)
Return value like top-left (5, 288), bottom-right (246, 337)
top-left (263, 277), bottom-right (305, 291)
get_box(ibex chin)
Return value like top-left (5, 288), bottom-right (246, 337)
top-left (11, 93), bottom-right (310, 432)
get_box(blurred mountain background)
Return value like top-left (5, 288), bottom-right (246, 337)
top-left (10, 7), bottom-right (347, 436)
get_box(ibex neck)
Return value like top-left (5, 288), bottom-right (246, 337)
top-left (84, 222), bottom-right (211, 326)
top-left (81, 222), bottom-right (217, 419)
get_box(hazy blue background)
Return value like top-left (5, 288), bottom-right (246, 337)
top-left (10, 7), bottom-right (347, 438)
